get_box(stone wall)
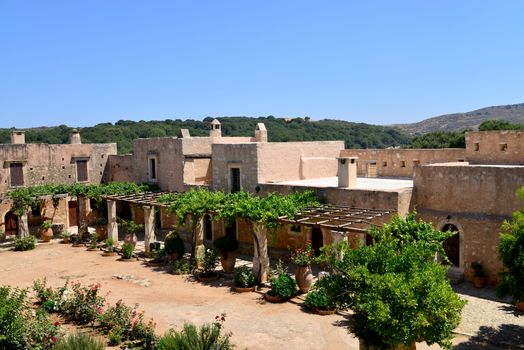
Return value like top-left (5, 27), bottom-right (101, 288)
top-left (108, 154), bottom-right (134, 183)
top-left (412, 162), bottom-right (524, 283)
top-left (466, 130), bottom-right (524, 165)
top-left (340, 148), bottom-right (466, 178)
top-left (212, 143), bottom-right (259, 192)
top-left (0, 143), bottom-right (117, 193)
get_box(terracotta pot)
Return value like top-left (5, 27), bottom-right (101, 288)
top-left (62, 237), bottom-right (70, 244)
top-left (359, 340), bottom-right (416, 350)
top-left (101, 251), bottom-right (116, 257)
top-left (264, 291), bottom-right (285, 303)
top-left (473, 276), bottom-right (486, 288)
top-left (295, 265), bottom-right (314, 293)
top-left (40, 228), bottom-right (53, 242)
top-left (119, 257), bottom-right (137, 262)
top-left (197, 272), bottom-right (220, 282)
top-left (124, 233), bottom-right (137, 248)
top-left (96, 225), bottom-right (107, 241)
top-left (220, 251), bottom-right (236, 273)
top-left (516, 301), bottom-right (524, 312)
top-left (315, 308), bottom-right (336, 315)
top-left (234, 286), bottom-right (255, 293)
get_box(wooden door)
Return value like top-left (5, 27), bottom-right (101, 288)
top-left (312, 227), bottom-right (323, 257)
top-left (68, 201), bottom-right (78, 227)
top-left (366, 162), bottom-right (377, 178)
top-left (442, 224), bottom-right (460, 266)
top-left (4, 212), bottom-right (18, 236)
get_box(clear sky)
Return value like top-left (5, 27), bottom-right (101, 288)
top-left (1, 1), bottom-right (523, 128)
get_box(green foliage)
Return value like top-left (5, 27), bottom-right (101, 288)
top-left (164, 231), bottom-right (185, 258)
top-left (25, 309), bottom-right (61, 350)
top-left (269, 273), bottom-right (297, 300)
top-left (14, 235), bottom-right (36, 251)
top-left (170, 257), bottom-right (196, 275)
top-left (318, 216), bottom-right (466, 349)
top-left (304, 287), bottom-right (336, 311)
top-left (214, 234), bottom-right (239, 254)
top-left (61, 281), bottom-right (105, 325)
top-left (496, 190), bottom-right (524, 302)
top-left (108, 327), bottom-right (123, 346)
top-left (53, 333), bottom-right (104, 350)
top-left (471, 261), bottom-right (485, 278)
top-left (479, 119), bottom-right (524, 131)
top-left (41, 220), bottom-right (52, 230)
top-left (119, 218), bottom-right (144, 234)
top-left (98, 300), bottom-right (133, 333)
top-left (121, 243), bottom-right (135, 259)
top-left (234, 265), bottom-right (256, 288)
top-left (0, 286), bottom-right (28, 350)
top-left (105, 237), bottom-right (114, 252)
top-left (157, 315), bottom-right (233, 350)
top-left (290, 241), bottom-right (314, 267)
top-left (33, 278), bottom-right (61, 313)
top-left (409, 131), bottom-right (466, 148)
top-left (201, 249), bottom-right (219, 276)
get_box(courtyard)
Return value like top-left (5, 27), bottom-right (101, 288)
top-left (0, 240), bottom-right (522, 350)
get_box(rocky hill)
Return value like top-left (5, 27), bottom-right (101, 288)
top-left (394, 103), bottom-right (524, 134)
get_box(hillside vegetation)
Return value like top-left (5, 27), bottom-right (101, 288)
top-left (0, 117), bottom-right (410, 154)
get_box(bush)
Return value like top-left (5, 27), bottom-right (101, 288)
top-left (61, 281), bottom-right (105, 325)
top-left (169, 257), bottom-right (196, 275)
top-left (14, 235), bottom-right (36, 251)
top-left (157, 315), bottom-right (233, 350)
top-left (234, 265), bottom-right (256, 288)
top-left (25, 310), bottom-right (61, 350)
top-left (304, 287), bottom-right (335, 311)
top-left (127, 310), bottom-right (158, 349)
top-left (121, 242), bottom-right (134, 259)
top-left (164, 231), bottom-right (185, 259)
top-left (53, 333), bottom-right (104, 350)
top-left (0, 286), bottom-right (28, 350)
top-left (213, 235), bottom-right (239, 256)
top-left (270, 273), bottom-right (297, 299)
top-left (201, 249), bottom-right (219, 276)
top-left (98, 299), bottom-right (133, 333)
top-left (108, 327), bottom-right (123, 346)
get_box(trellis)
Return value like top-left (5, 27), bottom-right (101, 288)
top-left (102, 192), bottom-right (171, 207)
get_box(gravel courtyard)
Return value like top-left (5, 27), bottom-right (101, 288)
top-left (0, 241), bottom-right (522, 349)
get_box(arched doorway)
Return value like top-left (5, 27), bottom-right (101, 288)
top-left (442, 224), bottom-right (460, 267)
top-left (5, 211), bottom-right (18, 236)
top-left (311, 227), bottom-right (323, 257)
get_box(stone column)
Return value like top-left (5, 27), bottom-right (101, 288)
top-left (331, 230), bottom-right (347, 261)
top-left (107, 200), bottom-right (118, 242)
top-left (143, 206), bottom-right (156, 255)
top-left (253, 223), bottom-right (270, 283)
top-left (77, 196), bottom-right (89, 239)
top-left (193, 216), bottom-right (206, 266)
top-left (18, 211), bottom-right (29, 238)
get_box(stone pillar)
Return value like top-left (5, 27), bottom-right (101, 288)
top-left (107, 200), bottom-right (118, 242)
top-left (253, 223), bottom-right (270, 283)
top-left (331, 230), bottom-right (347, 261)
top-left (18, 212), bottom-right (29, 238)
top-left (143, 206), bottom-right (156, 255)
top-left (193, 216), bottom-right (206, 266)
top-left (77, 196), bottom-right (89, 239)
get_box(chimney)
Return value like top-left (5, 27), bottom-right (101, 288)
top-left (209, 119), bottom-right (222, 137)
top-left (254, 123), bottom-right (268, 142)
top-left (338, 157), bottom-right (358, 187)
top-left (10, 130), bottom-right (25, 144)
top-left (69, 129), bottom-right (82, 144)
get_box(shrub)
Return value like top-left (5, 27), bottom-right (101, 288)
top-left (213, 235), bottom-right (239, 257)
top-left (25, 310), bottom-right (61, 349)
top-left (41, 220), bottom-right (53, 230)
top-left (88, 232), bottom-right (98, 248)
top-left (270, 273), bottom-right (297, 299)
top-left (304, 287), bottom-right (335, 311)
top-left (105, 237), bottom-right (114, 252)
top-left (53, 333), bottom-right (104, 350)
top-left (108, 327), bottom-right (123, 346)
top-left (119, 219), bottom-right (144, 235)
top-left (201, 249), bottom-right (219, 276)
top-left (127, 310), bottom-right (157, 349)
top-left (234, 265), bottom-right (256, 288)
top-left (290, 241), bottom-right (314, 267)
top-left (164, 231), bottom-right (185, 259)
top-left (0, 286), bottom-right (28, 350)
top-left (61, 281), bottom-right (105, 325)
top-left (169, 257), bottom-right (196, 275)
top-left (121, 242), bottom-right (134, 259)
top-left (97, 299), bottom-right (133, 333)
top-left (0, 230), bottom-right (6, 242)
top-left (157, 315), bottom-right (233, 350)
top-left (14, 235), bottom-right (36, 251)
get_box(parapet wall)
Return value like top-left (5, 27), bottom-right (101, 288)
top-left (466, 130), bottom-right (524, 165)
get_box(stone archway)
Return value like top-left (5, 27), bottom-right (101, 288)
top-left (4, 211), bottom-right (18, 236)
top-left (436, 218), bottom-right (465, 270)
top-left (442, 224), bottom-right (460, 267)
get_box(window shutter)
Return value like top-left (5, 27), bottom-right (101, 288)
top-left (77, 160), bottom-right (88, 182)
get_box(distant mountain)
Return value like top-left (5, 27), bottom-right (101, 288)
top-left (394, 103), bottom-right (524, 134)
top-left (0, 117), bottom-right (411, 154)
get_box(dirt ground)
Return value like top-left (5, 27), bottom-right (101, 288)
top-left (0, 241), bottom-right (522, 350)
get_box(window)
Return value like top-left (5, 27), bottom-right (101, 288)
top-left (148, 156), bottom-right (157, 182)
top-left (31, 204), bottom-right (41, 217)
top-left (289, 225), bottom-right (301, 234)
top-left (382, 161), bottom-right (387, 167)
top-left (400, 161), bottom-right (406, 168)
top-left (413, 160), bottom-right (420, 166)
top-left (9, 162), bottom-right (24, 187)
top-left (474, 142), bottom-right (480, 151)
top-left (230, 168), bottom-right (241, 193)
top-left (76, 160), bottom-right (88, 182)
top-left (500, 143), bottom-right (508, 151)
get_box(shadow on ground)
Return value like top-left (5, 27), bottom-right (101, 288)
top-left (454, 324), bottom-right (524, 349)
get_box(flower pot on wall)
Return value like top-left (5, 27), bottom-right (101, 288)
top-left (295, 265), bottom-right (314, 293)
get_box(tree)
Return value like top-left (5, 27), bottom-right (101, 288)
top-left (478, 119), bottom-right (524, 131)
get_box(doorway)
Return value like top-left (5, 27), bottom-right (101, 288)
top-left (4, 211), bottom-right (18, 236)
top-left (442, 224), bottom-right (460, 266)
top-left (204, 214), bottom-right (213, 241)
top-left (366, 162), bottom-right (377, 178)
top-left (311, 227), bottom-right (324, 257)
top-left (68, 201), bottom-right (78, 227)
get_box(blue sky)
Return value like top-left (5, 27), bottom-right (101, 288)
top-left (1, 1), bottom-right (523, 128)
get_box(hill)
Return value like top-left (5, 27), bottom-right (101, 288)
top-left (0, 117), bottom-right (411, 154)
top-left (394, 103), bottom-right (524, 134)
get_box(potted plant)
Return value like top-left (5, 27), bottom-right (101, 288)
top-left (87, 232), bottom-right (98, 251)
top-left (233, 265), bottom-right (257, 292)
top-left (70, 233), bottom-right (83, 247)
top-left (120, 242), bottom-right (135, 261)
top-left (40, 220), bottom-right (53, 242)
top-left (95, 217), bottom-right (108, 241)
top-left (61, 231), bottom-right (71, 244)
top-left (197, 248), bottom-right (219, 281)
top-left (0, 230), bottom-right (6, 243)
top-left (119, 219), bottom-right (143, 248)
top-left (304, 287), bottom-right (336, 315)
top-left (290, 241), bottom-right (315, 293)
top-left (102, 237), bottom-right (116, 256)
top-left (214, 235), bottom-right (239, 273)
top-left (164, 230), bottom-right (185, 261)
top-left (471, 261), bottom-right (486, 288)
top-left (265, 261), bottom-right (297, 302)
top-left (147, 248), bottom-right (167, 266)
top-left (169, 257), bottom-right (196, 275)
